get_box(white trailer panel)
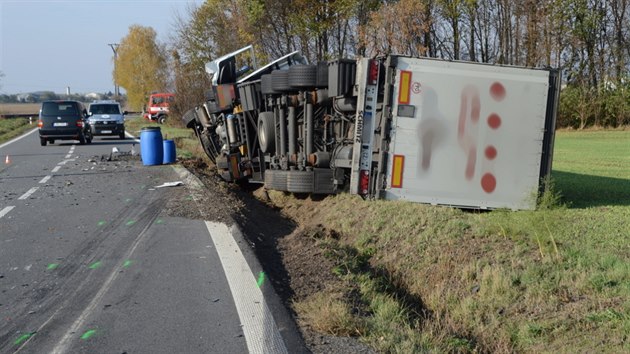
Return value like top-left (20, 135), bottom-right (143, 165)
top-left (383, 58), bottom-right (555, 210)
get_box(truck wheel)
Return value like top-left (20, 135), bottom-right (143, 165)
top-left (158, 115), bottom-right (168, 124)
top-left (79, 135), bottom-right (86, 145)
top-left (271, 70), bottom-right (291, 92)
top-left (288, 65), bottom-right (317, 89)
top-left (258, 112), bottom-right (275, 154)
top-left (119, 131), bottom-right (126, 139)
top-left (264, 169), bottom-right (288, 191)
top-left (261, 74), bottom-right (277, 95)
top-left (40, 138), bottom-right (47, 146)
top-left (287, 170), bottom-right (314, 193)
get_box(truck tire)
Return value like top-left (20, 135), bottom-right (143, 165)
top-left (287, 170), bottom-right (314, 193)
top-left (288, 65), bottom-right (317, 89)
top-left (271, 70), bottom-right (291, 92)
top-left (182, 108), bottom-right (198, 128)
top-left (258, 112), bottom-right (275, 154)
top-left (158, 115), bottom-right (168, 124)
top-left (40, 138), bottom-right (47, 146)
top-left (264, 169), bottom-right (288, 191)
top-left (261, 74), bottom-right (277, 95)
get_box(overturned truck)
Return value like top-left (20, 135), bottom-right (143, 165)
top-left (183, 46), bottom-right (560, 210)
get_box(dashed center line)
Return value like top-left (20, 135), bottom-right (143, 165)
top-left (57, 159), bottom-right (75, 166)
top-left (65, 154), bottom-right (72, 159)
top-left (0, 206), bottom-right (15, 219)
top-left (39, 175), bottom-right (52, 184)
top-left (18, 187), bottom-right (39, 200)
top-left (51, 166), bottom-right (61, 173)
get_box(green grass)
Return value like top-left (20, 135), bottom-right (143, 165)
top-left (0, 118), bottom-right (36, 144)
top-left (275, 129), bottom-right (630, 353)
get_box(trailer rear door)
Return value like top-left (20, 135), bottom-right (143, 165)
top-left (383, 57), bottom-right (559, 210)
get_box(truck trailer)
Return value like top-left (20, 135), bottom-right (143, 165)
top-left (183, 46), bottom-right (560, 210)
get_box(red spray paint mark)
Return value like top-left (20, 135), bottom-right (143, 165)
top-left (481, 173), bottom-right (496, 193)
top-left (485, 146), bottom-right (497, 160)
top-left (488, 113), bottom-right (502, 129)
top-left (490, 82), bottom-right (506, 101)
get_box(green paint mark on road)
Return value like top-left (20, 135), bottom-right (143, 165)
top-left (97, 220), bottom-right (106, 226)
top-left (88, 261), bottom-right (102, 269)
top-left (126, 220), bottom-right (136, 226)
top-left (122, 260), bottom-right (133, 268)
top-left (46, 263), bottom-right (59, 270)
top-left (125, 198), bottom-right (132, 202)
top-left (81, 329), bottom-right (97, 340)
top-left (14, 332), bottom-right (35, 345)
top-left (257, 271), bottom-right (265, 287)
top-left (156, 219), bottom-right (164, 224)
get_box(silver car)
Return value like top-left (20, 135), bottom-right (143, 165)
top-left (87, 100), bottom-right (127, 139)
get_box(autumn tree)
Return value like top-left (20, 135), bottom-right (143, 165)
top-left (114, 25), bottom-right (168, 110)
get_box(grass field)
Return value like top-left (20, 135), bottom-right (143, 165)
top-left (0, 103), bottom-right (40, 115)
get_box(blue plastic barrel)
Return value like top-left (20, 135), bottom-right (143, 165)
top-left (163, 139), bottom-right (176, 164)
top-left (140, 127), bottom-right (163, 166)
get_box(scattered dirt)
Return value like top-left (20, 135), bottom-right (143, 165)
top-left (177, 158), bottom-right (375, 353)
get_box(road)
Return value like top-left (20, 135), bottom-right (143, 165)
top-left (0, 129), bottom-right (304, 353)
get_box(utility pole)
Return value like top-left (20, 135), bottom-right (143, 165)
top-left (108, 43), bottom-right (120, 98)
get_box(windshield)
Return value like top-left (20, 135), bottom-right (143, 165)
top-left (41, 102), bottom-right (79, 116)
top-left (90, 104), bottom-right (120, 115)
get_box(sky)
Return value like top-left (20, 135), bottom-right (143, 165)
top-left (0, 0), bottom-right (203, 95)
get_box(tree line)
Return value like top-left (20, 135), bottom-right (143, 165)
top-left (115, 0), bottom-right (630, 128)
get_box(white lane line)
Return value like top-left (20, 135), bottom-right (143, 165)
top-left (64, 154), bottom-right (72, 159)
top-left (18, 187), bottom-right (39, 200)
top-left (0, 206), bottom-right (15, 219)
top-left (49, 217), bottom-right (157, 354)
top-left (126, 131), bottom-right (140, 142)
top-left (51, 166), bottom-right (61, 173)
top-left (57, 159), bottom-right (76, 166)
top-left (0, 128), bottom-right (37, 149)
top-left (39, 175), bottom-right (52, 184)
top-left (205, 221), bottom-right (288, 354)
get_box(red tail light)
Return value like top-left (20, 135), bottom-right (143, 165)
top-left (76, 120), bottom-right (84, 127)
top-left (37, 120), bottom-right (43, 128)
top-left (368, 59), bottom-right (379, 85)
top-left (359, 170), bottom-right (370, 195)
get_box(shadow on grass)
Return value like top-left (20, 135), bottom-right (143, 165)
top-left (553, 170), bottom-right (630, 208)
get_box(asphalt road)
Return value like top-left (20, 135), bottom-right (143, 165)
top-left (0, 129), bottom-right (303, 353)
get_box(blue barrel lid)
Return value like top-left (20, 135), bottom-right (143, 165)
top-left (141, 126), bottom-right (161, 131)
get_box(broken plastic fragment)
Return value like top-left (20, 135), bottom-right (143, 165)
top-left (155, 181), bottom-right (184, 188)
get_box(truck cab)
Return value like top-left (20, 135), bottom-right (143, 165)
top-left (144, 93), bottom-right (175, 124)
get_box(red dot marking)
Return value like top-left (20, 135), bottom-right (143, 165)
top-left (485, 146), bottom-right (497, 160)
top-left (488, 114), bottom-right (501, 129)
top-left (481, 173), bottom-right (496, 193)
top-left (490, 82), bottom-right (506, 101)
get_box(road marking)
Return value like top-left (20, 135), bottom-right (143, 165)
top-left (51, 166), bottom-right (61, 173)
top-left (205, 221), bottom-right (288, 354)
top-left (65, 154), bottom-right (72, 159)
top-left (50, 214), bottom-right (158, 354)
top-left (57, 159), bottom-right (76, 166)
top-left (0, 128), bottom-right (37, 149)
top-left (0, 206), bottom-right (15, 219)
top-left (39, 175), bottom-right (52, 184)
top-left (18, 187), bottom-right (39, 200)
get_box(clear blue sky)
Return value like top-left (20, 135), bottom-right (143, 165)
top-left (0, 0), bottom-right (203, 95)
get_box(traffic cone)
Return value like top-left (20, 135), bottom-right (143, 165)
top-left (5, 155), bottom-right (10, 164)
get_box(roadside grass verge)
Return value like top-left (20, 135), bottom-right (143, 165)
top-left (0, 118), bottom-right (35, 145)
top-left (266, 129), bottom-right (630, 353)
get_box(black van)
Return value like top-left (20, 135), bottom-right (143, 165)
top-left (38, 101), bottom-right (93, 146)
